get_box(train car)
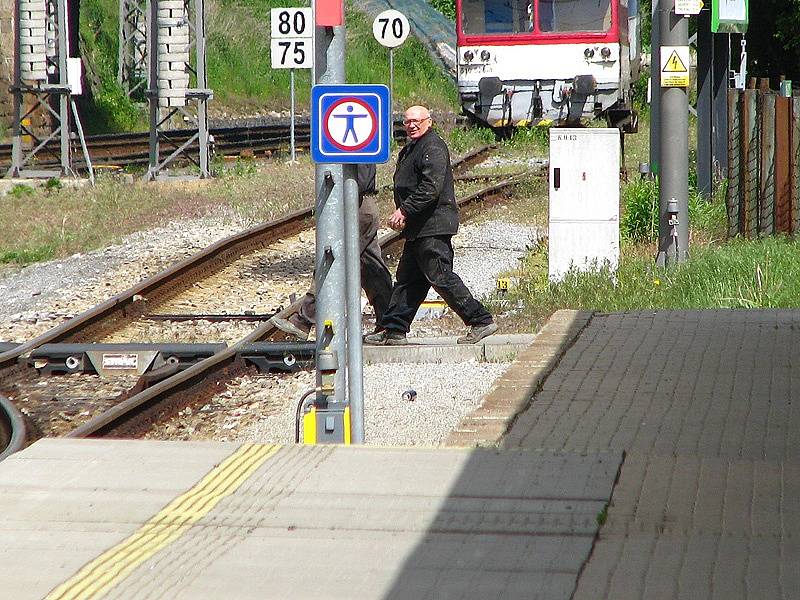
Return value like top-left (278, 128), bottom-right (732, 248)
top-left (456, 0), bottom-right (642, 130)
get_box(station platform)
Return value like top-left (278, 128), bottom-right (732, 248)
top-left (3, 308), bottom-right (800, 599)
top-left (0, 439), bottom-right (621, 599)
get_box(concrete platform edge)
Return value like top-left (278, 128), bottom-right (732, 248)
top-left (445, 309), bottom-right (593, 447)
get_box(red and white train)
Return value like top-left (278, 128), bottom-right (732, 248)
top-left (456, 0), bottom-right (642, 129)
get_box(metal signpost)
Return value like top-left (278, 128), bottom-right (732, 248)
top-left (371, 10), bottom-right (409, 109)
top-left (271, 7), bottom-right (313, 162)
top-left (310, 84), bottom-right (390, 444)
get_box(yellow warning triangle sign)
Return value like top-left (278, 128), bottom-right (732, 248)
top-left (663, 50), bottom-right (688, 73)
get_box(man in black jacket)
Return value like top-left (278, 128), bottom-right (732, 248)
top-left (365, 105), bottom-right (497, 346)
top-left (270, 164), bottom-right (393, 340)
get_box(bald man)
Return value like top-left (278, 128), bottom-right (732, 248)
top-left (365, 106), bottom-right (497, 345)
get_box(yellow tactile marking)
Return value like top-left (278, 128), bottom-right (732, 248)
top-left (47, 443), bottom-right (279, 600)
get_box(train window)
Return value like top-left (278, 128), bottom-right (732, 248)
top-left (461, 0), bottom-right (533, 35)
top-left (539, 0), bottom-right (612, 32)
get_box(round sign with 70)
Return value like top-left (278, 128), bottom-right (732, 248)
top-left (372, 10), bottom-right (410, 49)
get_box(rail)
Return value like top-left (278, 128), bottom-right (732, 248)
top-left (0, 394), bottom-right (27, 461)
top-left (66, 173), bottom-right (526, 438)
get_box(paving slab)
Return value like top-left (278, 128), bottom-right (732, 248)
top-left (0, 439), bottom-right (622, 600)
top-left (573, 454), bottom-right (800, 600)
top-left (363, 333), bottom-right (534, 364)
top-left (500, 309), bottom-right (800, 599)
top-left (503, 310), bottom-right (800, 460)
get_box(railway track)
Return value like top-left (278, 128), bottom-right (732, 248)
top-left (0, 144), bottom-right (532, 455)
top-left (0, 120), bottom-right (410, 170)
top-left (0, 394), bottom-right (26, 461)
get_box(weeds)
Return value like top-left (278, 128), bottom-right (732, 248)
top-left (505, 124), bottom-right (551, 153)
top-left (487, 235), bottom-right (800, 332)
top-left (45, 178), bottom-right (62, 192)
top-left (620, 175), bottom-right (727, 243)
top-left (446, 126), bottom-right (495, 154)
top-left (620, 178), bottom-right (659, 242)
top-left (8, 184), bottom-right (34, 198)
top-left (596, 503), bottom-right (609, 526)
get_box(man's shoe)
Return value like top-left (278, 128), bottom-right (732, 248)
top-left (457, 322), bottom-right (498, 344)
top-left (362, 327), bottom-right (383, 342)
top-left (269, 316), bottom-right (310, 341)
top-left (364, 329), bottom-right (408, 345)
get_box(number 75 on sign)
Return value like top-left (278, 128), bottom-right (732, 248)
top-left (270, 7), bottom-right (313, 69)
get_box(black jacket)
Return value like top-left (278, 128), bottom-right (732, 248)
top-left (356, 163), bottom-right (377, 199)
top-left (393, 129), bottom-right (459, 240)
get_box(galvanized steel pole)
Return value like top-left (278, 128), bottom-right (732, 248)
top-left (314, 22), bottom-right (348, 403)
top-left (343, 166), bottom-right (365, 443)
top-left (290, 69), bottom-right (296, 162)
top-left (656, 1), bottom-right (689, 266)
top-left (389, 48), bottom-right (394, 110)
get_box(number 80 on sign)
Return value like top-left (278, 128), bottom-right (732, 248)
top-left (270, 7), bottom-right (313, 69)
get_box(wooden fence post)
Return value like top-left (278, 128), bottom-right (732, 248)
top-left (727, 89), bottom-right (741, 236)
top-left (793, 96), bottom-right (800, 234)
top-left (775, 96), bottom-right (791, 233)
top-left (759, 92), bottom-right (775, 236)
top-left (743, 89), bottom-right (759, 238)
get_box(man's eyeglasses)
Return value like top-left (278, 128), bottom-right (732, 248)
top-left (403, 117), bottom-right (431, 126)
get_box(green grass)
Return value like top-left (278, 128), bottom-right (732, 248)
top-left (0, 160), bottom-right (320, 267)
top-left (345, 6), bottom-right (458, 111)
top-left (488, 235), bottom-right (800, 332)
top-left (445, 125), bottom-right (495, 154)
top-left (75, 0), bottom-right (458, 130)
top-left (0, 246), bottom-right (59, 265)
top-left (79, 0), bottom-right (144, 132)
top-left (168, 0), bottom-right (457, 116)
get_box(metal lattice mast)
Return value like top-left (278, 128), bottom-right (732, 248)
top-left (118, 0), bottom-right (148, 96)
top-left (145, 0), bottom-right (212, 180)
top-left (8, 0), bottom-right (93, 181)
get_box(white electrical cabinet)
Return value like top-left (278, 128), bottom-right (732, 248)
top-left (548, 128), bottom-right (620, 282)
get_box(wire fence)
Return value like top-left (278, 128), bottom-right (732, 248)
top-left (726, 85), bottom-right (800, 238)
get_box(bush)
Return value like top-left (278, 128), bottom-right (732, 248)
top-left (620, 178), bottom-right (659, 242)
top-left (429, 0), bottom-right (456, 20)
top-left (621, 176), bottom-right (728, 242)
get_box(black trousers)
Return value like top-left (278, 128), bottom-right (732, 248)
top-left (380, 235), bottom-right (493, 333)
top-left (297, 196), bottom-right (393, 327)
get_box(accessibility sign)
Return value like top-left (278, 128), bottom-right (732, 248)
top-left (311, 84), bottom-right (391, 163)
top-left (660, 46), bottom-right (690, 88)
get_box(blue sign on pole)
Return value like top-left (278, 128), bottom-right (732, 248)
top-left (311, 84), bottom-right (391, 164)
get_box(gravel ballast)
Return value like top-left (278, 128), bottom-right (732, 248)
top-left (1, 192), bottom-right (542, 446)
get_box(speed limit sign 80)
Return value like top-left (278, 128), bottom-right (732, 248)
top-left (271, 7), bottom-right (313, 69)
top-left (372, 9), bottom-right (410, 49)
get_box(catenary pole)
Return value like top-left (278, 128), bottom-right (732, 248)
top-left (656, 0), bottom-right (689, 266)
